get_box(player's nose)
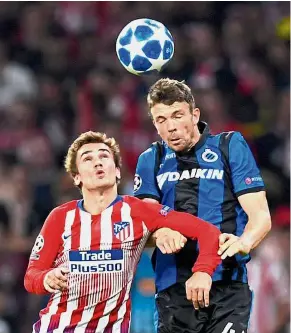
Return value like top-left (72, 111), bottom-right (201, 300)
top-left (167, 119), bottom-right (176, 132)
top-left (94, 158), bottom-right (103, 168)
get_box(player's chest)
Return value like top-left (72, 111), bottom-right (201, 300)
top-left (61, 214), bottom-right (145, 251)
top-left (59, 209), bottom-right (147, 275)
top-left (158, 147), bottom-right (226, 192)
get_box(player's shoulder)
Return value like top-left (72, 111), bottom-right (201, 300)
top-left (207, 131), bottom-right (245, 149)
top-left (211, 130), bottom-right (243, 141)
top-left (138, 141), bottom-right (164, 160)
top-left (122, 195), bottom-right (142, 206)
top-left (50, 200), bottom-right (79, 217)
top-left (121, 196), bottom-right (147, 219)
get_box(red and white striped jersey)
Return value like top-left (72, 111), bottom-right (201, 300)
top-left (24, 195), bottom-right (221, 333)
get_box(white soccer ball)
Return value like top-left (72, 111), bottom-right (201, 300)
top-left (116, 18), bottom-right (174, 75)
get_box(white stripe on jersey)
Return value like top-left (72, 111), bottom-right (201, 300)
top-left (111, 279), bottom-right (132, 332)
top-left (100, 205), bottom-right (113, 250)
top-left (79, 210), bottom-right (92, 250)
top-left (142, 221), bottom-right (149, 238)
top-left (39, 292), bottom-right (62, 333)
top-left (63, 209), bottom-right (76, 252)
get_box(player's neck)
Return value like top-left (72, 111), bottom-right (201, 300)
top-left (82, 186), bottom-right (118, 215)
top-left (187, 126), bottom-right (201, 150)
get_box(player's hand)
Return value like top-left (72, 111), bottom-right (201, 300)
top-left (185, 272), bottom-right (212, 310)
top-left (218, 233), bottom-right (251, 260)
top-left (154, 228), bottom-right (187, 254)
top-left (43, 267), bottom-right (69, 293)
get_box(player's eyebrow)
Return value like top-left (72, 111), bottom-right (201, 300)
top-left (81, 150), bottom-right (93, 158)
top-left (172, 109), bottom-right (183, 115)
top-left (98, 148), bottom-right (111, 154)
top-left (81, 148), bottom-right (111, 158)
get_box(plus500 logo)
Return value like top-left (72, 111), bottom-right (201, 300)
top-left (69, 250), bottom-right (124, 274)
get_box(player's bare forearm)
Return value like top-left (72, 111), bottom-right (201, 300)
top-left (218, 191), bottom-right (271, 259)
top-left (239, 191), bottom-right (271, 250)
top-left (240, 209), bottom-right (271, 250)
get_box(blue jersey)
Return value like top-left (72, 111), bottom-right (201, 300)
top-left (134, 122), bottom-right (265, 292)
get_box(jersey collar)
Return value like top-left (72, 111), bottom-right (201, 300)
top-left (194, 121), bottom-right (210, 151)
top-left (77, 195), bottom-right (123, 213)
top-left (174, 121), bottom-right (210, 156)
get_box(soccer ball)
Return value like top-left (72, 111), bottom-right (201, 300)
top-left (32, 235), bottom-right (44, 253)
top-left (116, 18), bottom-right (174, 75)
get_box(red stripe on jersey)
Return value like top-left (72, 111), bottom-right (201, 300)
top-left (120, 299), bottom-right (131, 333)
top-left (91, 214), bottom-right (102, 248)
top-left (71, 207), bottom-right (81, 249)
top-left (105, 287), bottom-right (128, 331)
top-left (83, 301), bottom-right (108, 332)
top-left (111, 201), bottom-right (123, 248)
top-left (47, 292), bottom-right (69, 330)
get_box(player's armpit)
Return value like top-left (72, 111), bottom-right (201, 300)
top-left (142, 198), bottom-right (160, 248)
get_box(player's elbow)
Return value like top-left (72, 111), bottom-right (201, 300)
top-left (265, 215), bottom-right (272, 234)
top-left (260, 209), bottom-right (272, 234)
top-left (24, 271), bottom-right (33, 293)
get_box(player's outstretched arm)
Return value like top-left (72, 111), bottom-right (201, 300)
top-left (142, 198), bottom-right (187, 251)
top-left (24, 208), bottom-right (67, 295)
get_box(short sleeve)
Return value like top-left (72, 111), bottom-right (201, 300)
top-left (229, 132), bottom-right (265, 196)
top-left (133, 146), bottom-right (160, 202)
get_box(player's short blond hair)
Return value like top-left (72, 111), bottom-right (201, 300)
top-left (147, 78), bottom-right (195, 113)
top-left (64, 131), bottom-right (122, 179)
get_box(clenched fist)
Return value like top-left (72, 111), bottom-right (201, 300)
top-left (154, 228), bottom-right (187, 254)
top-left (185, 272), bottom-right (212, 310)
top-left (44, 267), bottom-right (69, 293)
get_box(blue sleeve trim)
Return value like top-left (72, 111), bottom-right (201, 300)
top-left (135, 194), bottom-right (161, 202)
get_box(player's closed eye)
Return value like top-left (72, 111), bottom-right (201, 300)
top-left (100, 153), bottom-right (110, 159)
top-left (173, 112), bottom-right (183, 119)
top-left (84, 156), bottom-right (93, 162)
top-left (157, 118), bottom-right (166, 124)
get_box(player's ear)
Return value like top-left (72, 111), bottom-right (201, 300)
top-left (192, 107), bottom-right (200, 124)
top-left (74, 174), bottom-right (81, 187)
top-left (116, 168), bottom-right (121, 181)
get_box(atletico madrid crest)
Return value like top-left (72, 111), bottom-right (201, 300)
top-left (114, 221), bottom-right (130, 242)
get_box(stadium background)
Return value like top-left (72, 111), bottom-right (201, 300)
top-left (0, 2), bottom-right (289, 332)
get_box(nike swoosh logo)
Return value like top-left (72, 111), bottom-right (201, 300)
top-left (63, 234), bottom-right (71, 240)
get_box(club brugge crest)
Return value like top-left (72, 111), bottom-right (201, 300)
top-left (202, 148), bottom-right (218, 162)
top-left (114, 221), bottom-right (130, 242)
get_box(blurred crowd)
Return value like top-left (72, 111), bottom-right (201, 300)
top-left (0, 2), bottom-right (289, 333)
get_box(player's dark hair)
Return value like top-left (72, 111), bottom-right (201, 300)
top-left (147, 78), bottom-right (195, 115)
top-left (64, 131), bottom-right (122, 188)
